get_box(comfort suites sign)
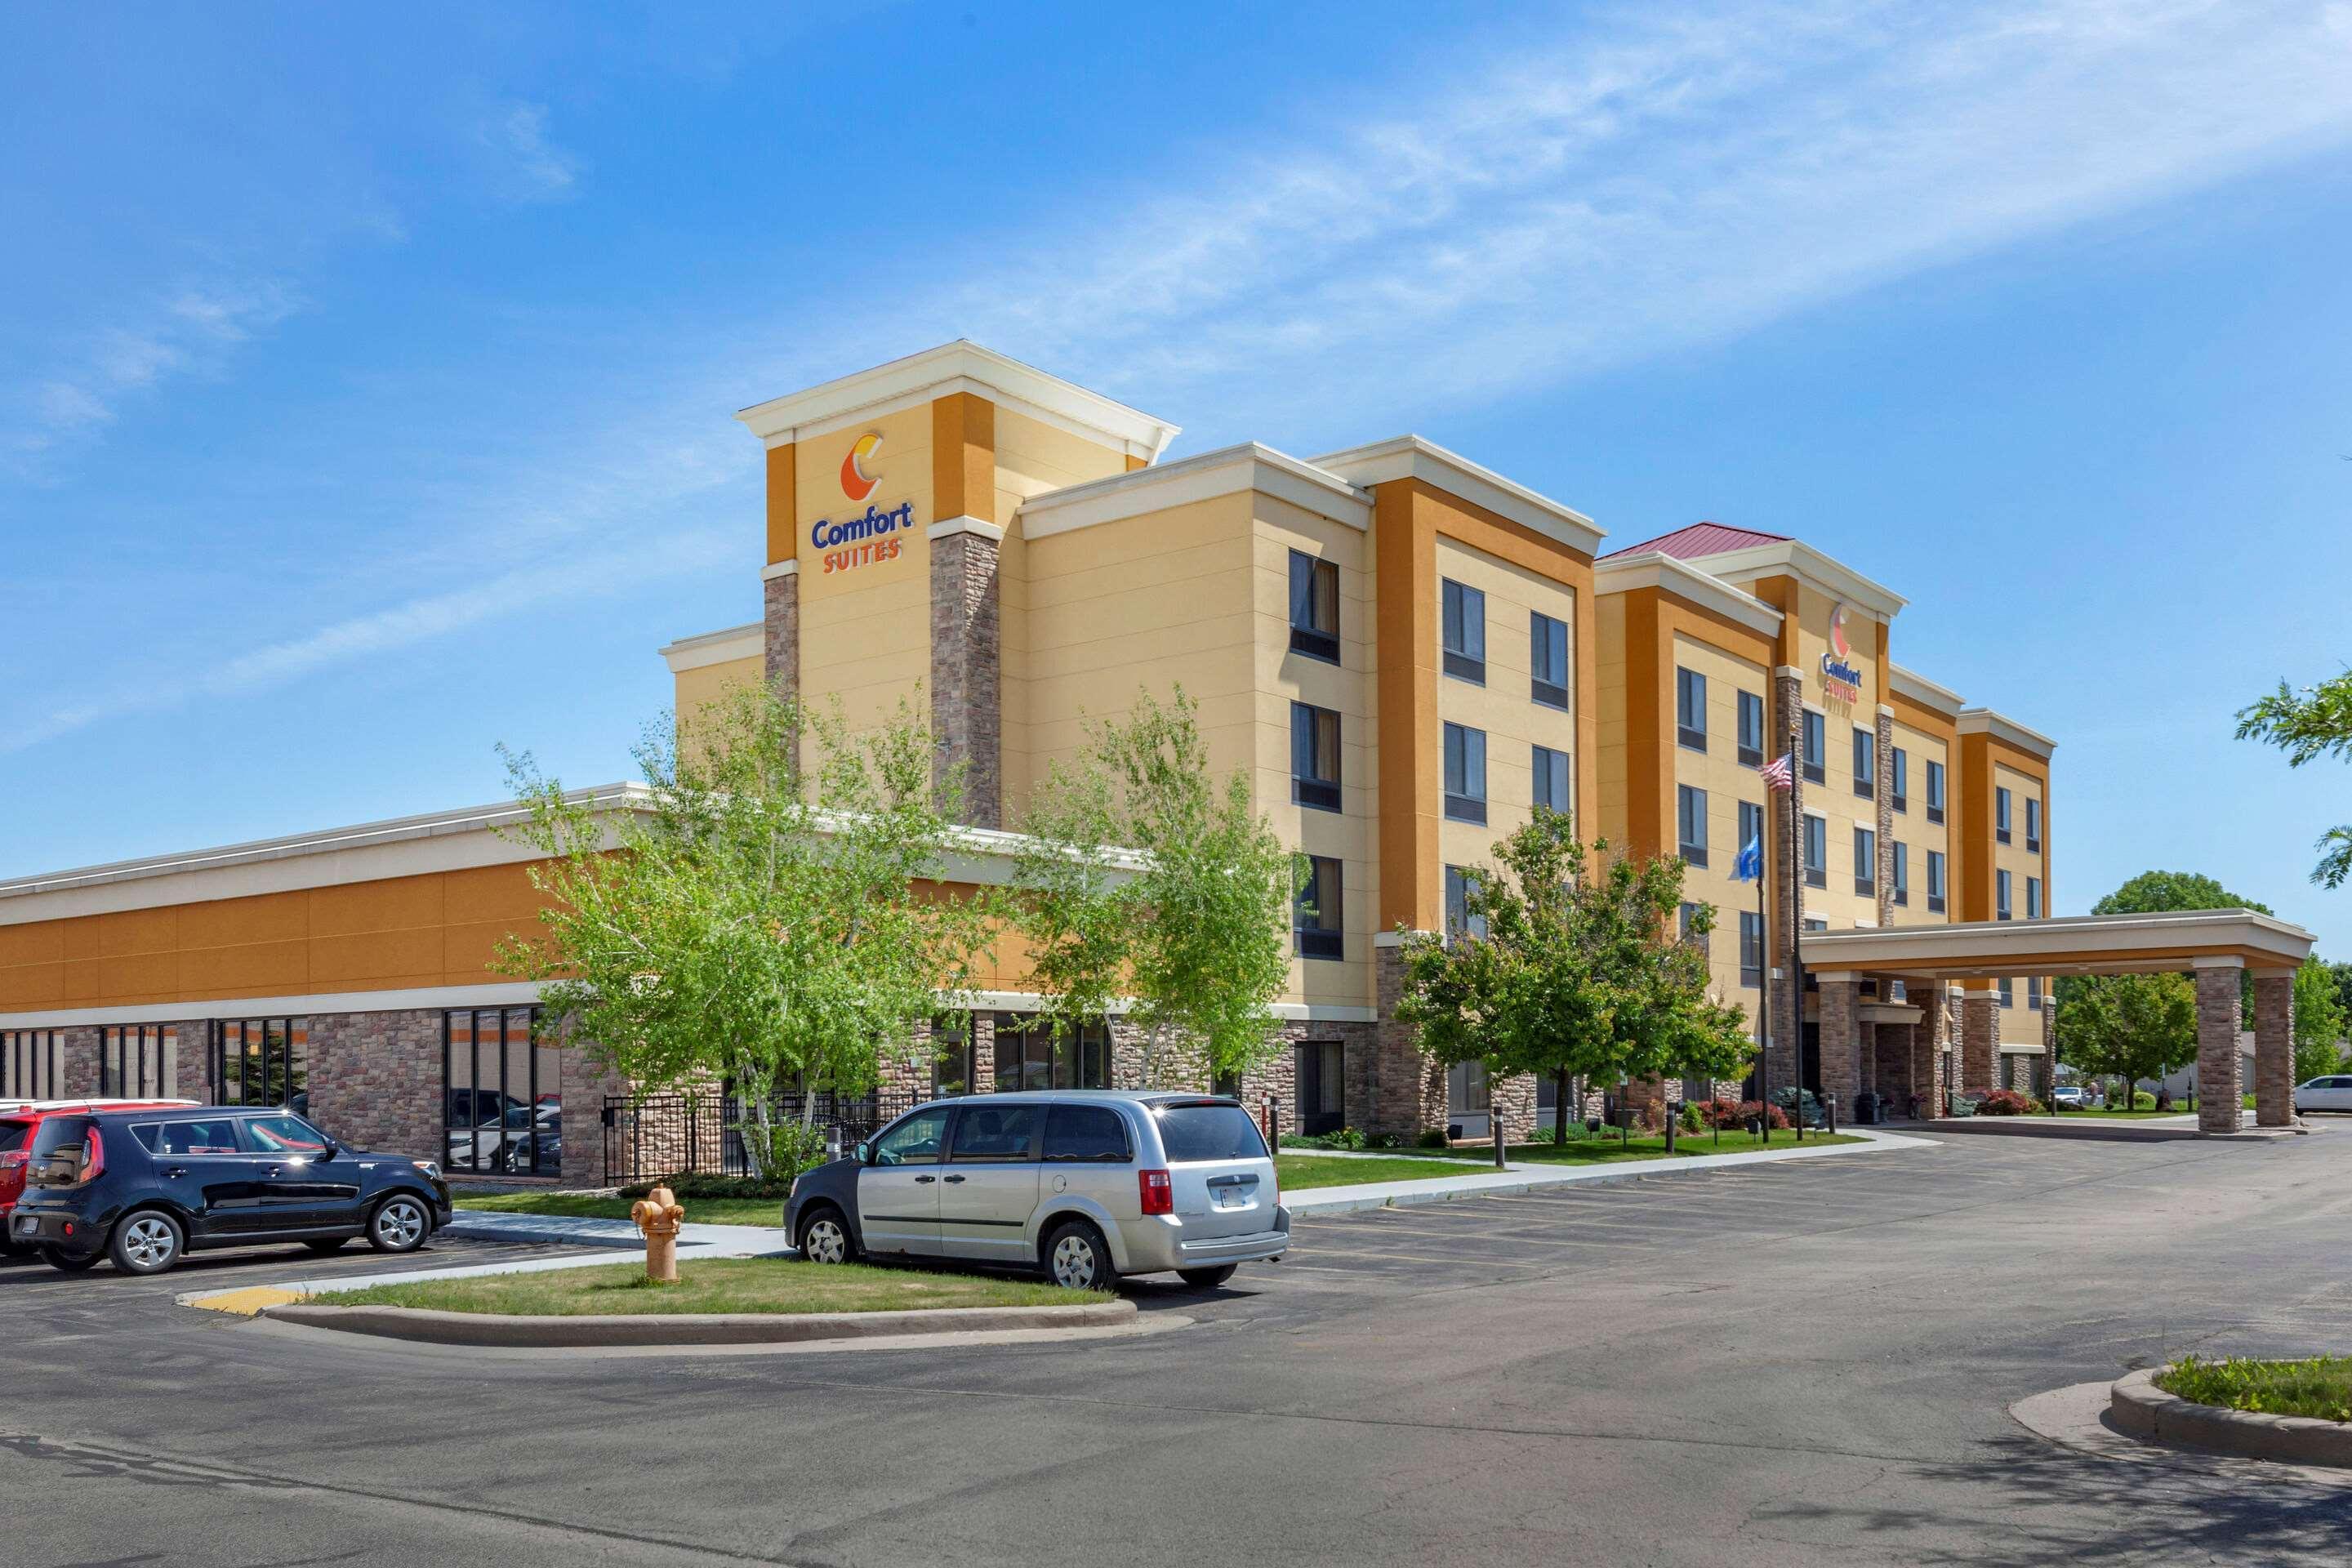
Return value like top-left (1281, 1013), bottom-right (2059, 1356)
top-left (809, 430), bottom-right (919, 576)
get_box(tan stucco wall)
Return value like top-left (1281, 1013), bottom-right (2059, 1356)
top-left (1887, 719), bottom-right (1949, 928)
top-left (795, 403), bottom-right (935, 734)
top-left (1665, 631), bottom-right (1774, 1015)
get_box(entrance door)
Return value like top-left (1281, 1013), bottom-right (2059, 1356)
top-left (1800, 1022), bottom-right (1822, 1095)
top-left (1296, 1041), bottom-right (1343, 1136)
top-left (1447, 1061), bottom-right (1490, 1140)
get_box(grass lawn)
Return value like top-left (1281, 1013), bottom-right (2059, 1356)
top-left (1275, 1130), bottom-right (1865, 1189)
top-left (452, 1189), bottom-right (784, 1227)
top-left (2157, 1354), bottom-right (2352, 1423)
top-left (309, 1257), bottom-right (1086, 1316)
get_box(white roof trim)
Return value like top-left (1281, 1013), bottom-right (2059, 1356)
top-left (0, 982), bottom-right (549, 1031)
top-left (1806, 909), bottom-right (2311, 976)
top-left (1592, 551), bottom-right (1783, 640)
top-left (1890, 663), bottom-right (1964, 717)
top-left (1311, 435), bottom-right (1604, 558)
top-left (658, 623), bottom-right (763, 674)
top-left (1678, 539), bottom-right (1908, 621)
top-left (1018, 442), bottom-right (1372, 538)
top-left (1957, 706), bottom-right (2057, 759)
top-left (734, 340), bottom-right (1182, 462)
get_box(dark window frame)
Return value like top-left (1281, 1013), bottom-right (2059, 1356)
top-left (1530, 610), bottom-right (1570, 710)
top-left (1925, 759), bottom-right (1946, 825)
top-left (1739, 909), bottom-right (1763, 988)
top-left (1891, 840), bottom-right (1909, 906)
top-left (1736, 690), bottom-right (1765, 768)
top-left (1927, 849), bottom-right (1947, 914)
top-left (993, 1019), bottom-right (1111, 1094)
top-left (1287, 550), bottom-right (1340, 664)
top-left (1294, 855), bottom-right (1344, 961)
top-left (1851, 726), bottom-right (1875, 800)
top-left (100, 1023), bottom-right (178, 1098)
top-left (214, 1017), bottom-right (312, 1112)
top-left (441, 1006), bottom-right (556, 1178)
top-left (1441, 579), bottom-right (1486, 684)
top-left (1890, 746), bottom-right (1908, 813)
top-left (1290, 701), bottom-right (1343, 812)
top-left (1995, 786), bottom-right (2013, 845)
top-left (1676, 666), bottom-right (1708, 753)
top-left (1802, 813), bottom-right (1828, 889)
top-left (1444, 865), bottom-right (1489, 942)
top-left (2025, 796), bottom-right (2042, 853)
top-left (1853, 826), bottom-right (1876, 898)
top-left (1801, 710), bottom-right (1826, 785)
top-left (1442, 721), bottom-right (1487, 824)
top-left (0, 1029), bottom-right (63, 1100)
top-left (1531, 742), bottom-right (1571, 815)
top-left (1677, 783), bottom-right (1709, 867)
top-left (1997, 868), bottom-right (2013, 921)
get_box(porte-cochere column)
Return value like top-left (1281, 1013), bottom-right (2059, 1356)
top-left (2194, 960), bottom-right (2244, 1136)
top-left (2252, 969), bottom-right (2296, 1129)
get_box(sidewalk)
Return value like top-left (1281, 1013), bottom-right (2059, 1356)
top-left (1281, 1125), bottom-right (1935, 1216)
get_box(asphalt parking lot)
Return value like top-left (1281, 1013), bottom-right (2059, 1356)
top-left (6, 1131), bottom-right (2351, 1566)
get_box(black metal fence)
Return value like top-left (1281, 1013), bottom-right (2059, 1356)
top-left (600, 1090), bottom-right (921, 1185)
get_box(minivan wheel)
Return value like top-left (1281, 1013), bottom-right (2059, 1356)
top-left (368, 1195), bottom-right (430, 1254)
top-left (38, 1245), bottom-right (100, 1272)
top-left (797, 1207), bottom-right (854, 1266)
top-left (1043, 1219), bottom-right (1115, 1291)
top-left (109, 1210), bottom-right (185, 1276)
top-left (1177, 1264), bottom-right (1237, 1290)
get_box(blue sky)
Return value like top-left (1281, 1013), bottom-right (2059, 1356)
top-left (6, 1), bottom-right (2352, 951)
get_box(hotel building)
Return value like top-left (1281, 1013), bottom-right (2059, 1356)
top-left (0, 342), bottom-right (2054, 1179)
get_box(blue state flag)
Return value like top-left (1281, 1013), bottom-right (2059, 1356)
top-left (1731, 835), bottom-right (1764, 884)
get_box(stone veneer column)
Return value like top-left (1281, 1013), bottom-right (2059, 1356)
top-left (1914, 990), bottom-right (1947, 1118)
top-left (1816, 977), bottom-right (1861, 1113)
top-left (1960, 990), bottom-right (1997, 1096)
top-left (174, 1020), bottom-right (215, 1103)
top-left (764, 567), bottom-right (800, 698)
top-left (1875, 707), bottom-right (1896, 926)
top-left (2195, 963), bottom-right (2244, 1135)
top-left (930, 528), bottom-right (1003, 827)
top-left (1769, 667), bottom-right (1805, 1091)
top-left (1876, 1021), bottom-right (1914, 1117)
top-left (2252, 969), bottom-right (2294, 1129)
top-left (1373, 936), bottom-right (1446, 1140)
top-left (1856, 1018), bottom-right (1878, 1097)
top-left (307, 1010), bottom-right (444, 1159)
top-left (59, 1027), bottom-right (100, 1098)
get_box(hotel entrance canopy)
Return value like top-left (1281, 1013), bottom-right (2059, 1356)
top-left (1802, 910), bottom-right (2315, 1134)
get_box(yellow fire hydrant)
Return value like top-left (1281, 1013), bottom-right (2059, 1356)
top-left (630, 1185), bottom-right (685, 1285)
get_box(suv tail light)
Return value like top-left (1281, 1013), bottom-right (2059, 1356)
top-left (74, 1126), bottom-right (105, 1187)
top-left (1138, 1169), bottom-right (1173, 1216)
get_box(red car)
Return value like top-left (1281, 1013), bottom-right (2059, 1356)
top-left (0, 1099), bottom-right (195, 1252)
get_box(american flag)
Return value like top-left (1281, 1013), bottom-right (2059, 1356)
top-left (1757, 753), bottom-right (1795, 793)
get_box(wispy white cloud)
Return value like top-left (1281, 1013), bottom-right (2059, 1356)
top-left (479, 100), bottom-right (581, 202)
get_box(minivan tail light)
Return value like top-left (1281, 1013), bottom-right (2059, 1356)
top-left (1138, 1169), bottom-right (1174, 1216)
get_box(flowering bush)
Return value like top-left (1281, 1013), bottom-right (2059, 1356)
top-left (1976, 1088), bottom-right (2042, 1116)
top-left (1699, 1098), bottom-right (1787, 1129)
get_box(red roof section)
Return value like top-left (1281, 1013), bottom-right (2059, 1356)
top-left (1600, 521), bottom-right (1791, 561)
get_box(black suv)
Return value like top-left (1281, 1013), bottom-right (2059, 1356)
top-left (11, 1107), bottom-right (453, 1276)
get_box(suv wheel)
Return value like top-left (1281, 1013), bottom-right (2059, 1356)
top-left (38, 1245), bottom-right (100, 1272)
top-left (797, 1206), bottom-right (854, 1266)
top-left (109, 1211), bottom-right (185, 1276)
top-left (368, 1195), bottom-right (430, 1254)
top-left (1043, 1218), bottom-right (1115, 1291)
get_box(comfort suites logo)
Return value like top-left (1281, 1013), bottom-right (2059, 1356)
top-left (810, 430), bottom-right (916, 575)
top-left (1820, 602), bottom-right (1863, 704)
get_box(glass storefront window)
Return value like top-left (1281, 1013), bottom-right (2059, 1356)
top-left (992, 1019), bottom-right (1110, 1092)
top-left (443, 1007), bottom-right (559, 1177)
top-left (100, 1025), bottom-right (179, 1098)
top-left (211, 1018), bottom-right (310, 1112)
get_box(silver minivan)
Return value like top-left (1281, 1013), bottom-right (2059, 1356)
top-left (783, 1091), bottom-right (1289, 1290)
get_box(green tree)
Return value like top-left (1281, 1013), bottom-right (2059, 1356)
top-left (2053, 972), bottom-right (2198, 1108)
top-left (2091, 871), bottom-right (2270, 918)
top-left (1014, 688), bottom-right (1294, 1089)
top-left (2237, 670), bottom-right (2352, 888)
top-left (1392, 811), bottom-right (1753, 1147)
top-left (2294, 956), bottom-right (2348, 1084)
top-left (493, 685), bottom-right (998, 1178)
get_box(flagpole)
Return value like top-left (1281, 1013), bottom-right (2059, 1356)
top-left (1789, 740), bottom-right (1806, 1142)
top-left (1756, 853), bottom-right (1771, 1146)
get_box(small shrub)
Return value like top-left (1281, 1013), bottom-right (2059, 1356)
top-left (1678, 1102), bottom-right (1704, 1134)
top-left (1722, 1099), bottom-right (1788, 1129)
top-left (1976, 1088), bottom-right (2037, 1116)
top-left (1416, 1129), bottom-right (1452, 1149)
top-left (1281, 1127), bottom-right (1370, 1152)
top-left (1327, 1126), bottom-right (1367, 1151)
top-left (1365, 1131), bottom-right (1402, 1150)
top-left (1526, 1124), bottom-right (1559, 1145)
top-left (2133, 1090), bottom-right (2158, 1111)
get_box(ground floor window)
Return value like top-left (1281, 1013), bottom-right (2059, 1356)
top-left (933, 1018), bottom-right (978, 1098)
top-left (443, 1007), bottom-right (560, 1177)
top-left (212, 1018), bottom-right (310, 1111)
top-left (101, 1024), bottom-right (178, 1098)
top-left (2, 1030), bottom-right (63, 1098)
top-left (992, 1018), bottom-right (1111, 1093)
top-left (1447, 1060), bottom-right (1490, 1135)
top-left (1296, 1040), bottom-right (1343, 1135)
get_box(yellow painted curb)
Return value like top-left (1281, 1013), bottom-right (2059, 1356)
top-left (187, 1286), bottom-right (302, 1316)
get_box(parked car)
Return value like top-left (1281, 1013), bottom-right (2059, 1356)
top-left (0, 1099), bottom-right (196, 1254)
top-left (2051, 1086), bottom-right (2088, 1109)
top-left (2294, 1076), bottom-right (2352, 1113)
top-left (785, 1091), bottom-right (1289, 1290)
top-left (10, 1107), bottom-right (452, 1275)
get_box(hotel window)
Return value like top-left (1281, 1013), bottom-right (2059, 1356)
top-left (1295, 855), bottom-right (1344, 960)
top-left (1532, 743), bottom-right (1571, 815)
top-left (1890, 746), bottom-right (1908, 813)
top-left (1443, 722), bottom-right (1487, 824)
top-left (1678, 902), bottom-right (1703, 945)
top-left (1926, 759), bottom-right (1946, 825)
top-left (1999, 978), bottom-right (2014, 1009)
top-left (1290, 702), bottom-right (1342, 812)
top-left (1, 1030), bottom-right (64, 1099)
top-left (1441, 579), bottom-right (1486, 684)
top-left (1737, 800), bottom-right (1763, 862)
top-left (995, 1019), bottom-right (1111, 1093)
top-left (2028, 976), bottom-right (2044, 1011)
top-left (1891, 840), bottom-right (1909, 906)
top-left (214, 1018), bottom-right (312, 1111)
top-left (1801, 710), bottom-right (1826, 784)
top-left (1853, 826), bottom-right (1876, 898)
top-left (1739, 910), bottom-right (1763, 988)
top-left (443, 1008), bottom-right (561, 1176)
top-left (1530, 611), bottom-right (1570, 710)
top-left (1851, 727), bottom-right (1875, 799)
top-left (933, 1018), bottom-right (978, 1098)
top-left (2025, 797), bottom-right (2042, 853)
top-left (1677, 785), bottom-right (1709, 867)
top-left (1996, 786), bottom-right (2013, 844)
top-left (1444, 866), bottom-right (1488, 942)
top-left (1287, 550), bottom-right (1340, 664)
top-left (1676, 667), bottom-right (1708, 751)
top-left (1736, 690), bottom-right (1765, 766)
top-left (101, 1024), bottom-right (179, 1098)
top-left (1927, 849), bottom-right (1947, 913)
top-left (1802, 814), bottom-right (1828, 889)
top-left (1997, 869), bottom-right (2013, 920)
top-left (2026, 875), bottom-right (2042, 920)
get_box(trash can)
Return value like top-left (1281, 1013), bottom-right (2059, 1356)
top-left (1853, 1092), bottom-right (1880, 1125)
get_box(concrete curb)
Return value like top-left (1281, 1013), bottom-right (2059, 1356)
top-left (1931, 1116), bottom-right (2305, 1143)
top-left (2109, 1368), bottom-right (2352, 1468)
top-left (1283, 1126), bottom-right (1933, 1216)
top-left (259, 1295), bottom-right (1136, 1348)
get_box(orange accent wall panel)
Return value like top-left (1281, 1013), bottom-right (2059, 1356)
top-left (764, 443), bottom-right (799, 566)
